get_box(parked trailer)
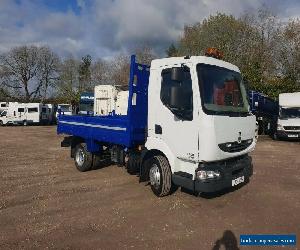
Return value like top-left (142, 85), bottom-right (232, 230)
top-left (248, 91), bottom-right (278, 135)
top-left (58, 53), bottom-right (257, 197)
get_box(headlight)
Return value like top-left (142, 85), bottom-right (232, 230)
top-left (196, 170), bottom-right (221, 180)
top-left (277, 124), bottom-right (284, 131)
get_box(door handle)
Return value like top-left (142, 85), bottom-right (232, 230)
top-left (155, 124), bottom-right (162, 134)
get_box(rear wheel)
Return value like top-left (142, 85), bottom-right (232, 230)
top-left (74, 143), bottom-right (93, 172)
top-left (23, 120), bottom-right (28, 126)
top-left (149, 155), bottom-right (172, 197)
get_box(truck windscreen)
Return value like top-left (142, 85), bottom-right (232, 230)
top-left (197, 64), bottom-right (249, 115)
top-left (60, 105), bottom-right (71, 112)
top-left (79, 103), bottom-right (94, 112)
top-left (280, 107), bottom-right (300, 118)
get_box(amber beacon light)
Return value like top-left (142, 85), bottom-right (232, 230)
top-left (205, 48), bottom-right (224, 59)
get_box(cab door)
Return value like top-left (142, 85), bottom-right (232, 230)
top-left (152, 64), bottom-right (200, 168)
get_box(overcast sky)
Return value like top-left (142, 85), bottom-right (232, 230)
top-left (0, 0), bottom-right (299, 59)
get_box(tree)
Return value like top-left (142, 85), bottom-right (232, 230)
top-left (0, 85), bottom-right (11, 101)
top-left (56, 57), bottom-right (80, 104)
top-left (0, 46), bottom-right (39, 101)
top-left (166, 44), bottom-right (179, 57)
top-left (107, 46), bottom-right (156, 87)
top-left (134, 45), bottom-right (156, 65)
top-left (0, 45), bottom-right (59, 102)
top-left (279, 19), bottom-right (300, 85)
top-left (37, 47), bottom-right (60, 101)
top-left (109, 53), bottom-right (130, 86)
top-left (91, 59), bottom-right (109, 86)
top-left (78, 55), bottom-right (92, 92)
top-left (168, 10), bottom-right (300, 98)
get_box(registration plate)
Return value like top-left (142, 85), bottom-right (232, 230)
top-left (232, 176), bottom-right (244, 186)
top-left (288, 134), bottom-right (298, 138)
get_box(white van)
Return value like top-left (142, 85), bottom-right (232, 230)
top-left (55, 104), bottom-right (72, 119)
top-left (275, 92), bottom-right (300, 139)
top-left (0, 103), bottom-right (51, 126)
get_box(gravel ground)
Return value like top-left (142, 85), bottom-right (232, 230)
top-left (0, 126), bottom-right (299, 250)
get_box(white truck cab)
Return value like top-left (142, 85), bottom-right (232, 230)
top-left (275, 92), bottom-right (300, 139)
top-left (145, 55), bottom-right (256, 192)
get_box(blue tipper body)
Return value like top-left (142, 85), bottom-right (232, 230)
top-left (248, 90), bottom-right (278, 117)
top-left (57, 55), bottom-right (150, 150)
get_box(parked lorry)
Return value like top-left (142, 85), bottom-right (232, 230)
top-left (93, 85), bottom-right (116, 116)
top-left (57, 52), bottom-right (257, 197)
top-left (94, 85), bottom-right (129, 116)
top-left (0, 102), bottom-right (51, 126)
top-left (248, 91), bottom-right (278, 135)
top-left (274, 92), bottom-right (300, 140)
top-left (78, 92), bottom-right (94, 115)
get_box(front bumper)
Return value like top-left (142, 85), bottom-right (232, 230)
top-left (172, 155), bottom-right (253, 193)
top-left (277, 130), bottom-right (300, 140)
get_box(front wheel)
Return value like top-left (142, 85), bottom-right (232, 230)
top-left (74, 143), bottom-right (93, 172)
top-left (272, 132), bottom-right (278, 140)
top-left (149, 155), bottom-right (172, 197)
top-left (23, 120), bottom-right (28, 126)
top-left (0, 120), bottom-right (3, 126)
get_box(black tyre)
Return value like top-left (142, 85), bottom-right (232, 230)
top-left (272, 132), bottom-right (278, 140)
top-left (126, 153), bottom-right (140, 174)
top-left (0, 120), bottom-right (3, 126)
top-left (148, 155), bottom-right (172, 197)
top-left (74, 143), bottom-right (93, 172)
top-left (23, 120), bottom-right (28, 126)
top-left (258, 121), bottom-right (264, 135)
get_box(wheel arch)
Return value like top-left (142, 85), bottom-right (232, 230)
top-left (140, 148), bottom-right (171, 182)
top-left (70, 136), bottom-right (85, 158)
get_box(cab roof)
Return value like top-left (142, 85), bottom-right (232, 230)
top-left (150, 56), bottom-right (240, 73)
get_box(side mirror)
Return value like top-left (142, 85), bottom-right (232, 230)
top-left (170, 86), bottom-right (191, 110)
top-left (171, 67), bottom-right (184, 82)
top-left (243, 78), bottom-right (250, 93)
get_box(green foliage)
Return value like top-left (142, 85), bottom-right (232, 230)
top-left (172, 11), bottom-right (300, 98)
top-left (79, 55), bottom-right (92, 92)
top-left (251, 79), bottom-right (300, 100)
top-left (166, 44), bottom-right (178, 57)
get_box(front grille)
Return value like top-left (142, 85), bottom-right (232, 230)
top-left (218, 139), bottom-right (253, 153)
top-left (283, 126), bottom-right (300, 131)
